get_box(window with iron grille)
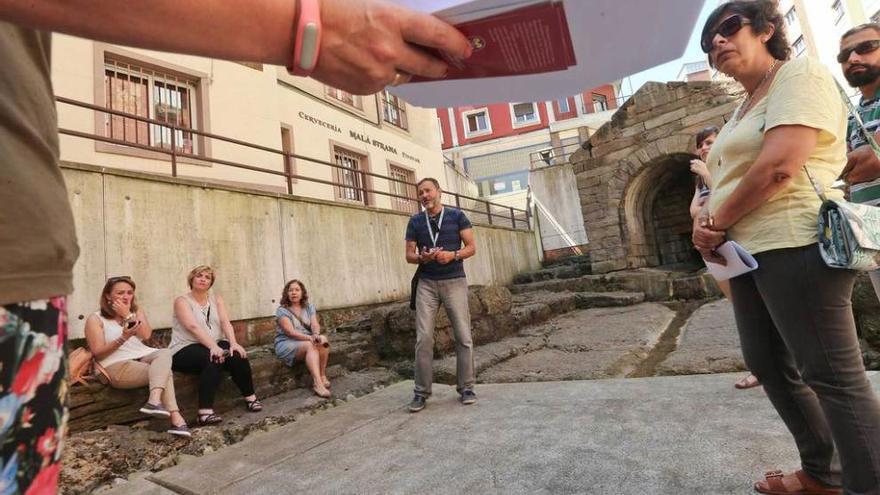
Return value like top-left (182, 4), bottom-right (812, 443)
top-left (333, 146), bottom-right (367, 204)
top-left (326, 87), bottom-right (362, 109)
top-left (591, 93), bottom-right (608, 112)
top-left (389, 165), bottom-right (417, 213)
top-left (104, 58), bottom-right (198, 154)
top-left (382, 91), bottom-right (408, 130)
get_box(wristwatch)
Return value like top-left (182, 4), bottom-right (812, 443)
top-left (287, 0), bottom-right (322, 76)
top-left (454, 250), bottom-right (460, 261)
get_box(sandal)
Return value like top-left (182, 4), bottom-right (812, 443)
top-left (245, 399), bottom-right (263, 412)
top-left (735, 373), bottom-right (761, 390)
top-left (754, 469), bottom-right (842, 495)
top-left (196, 413), bottom-right (223, 426)
top-left (313, 386), bottom-right (331, 399)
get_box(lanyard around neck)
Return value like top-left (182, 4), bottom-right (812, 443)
top-left (425, 207), bottom-right (445, 247)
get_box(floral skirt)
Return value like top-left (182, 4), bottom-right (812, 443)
top-left (0, 298), bottom-right (68, 495)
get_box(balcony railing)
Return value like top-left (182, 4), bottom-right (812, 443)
top-left (529, 141), bottom-right (586, 170)
top-left (56, 96), bottom-right (530, 231)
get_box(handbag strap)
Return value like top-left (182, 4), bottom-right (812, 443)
top-left (288, 305), bottom-right (311, 331)
top-left (802, 79), bottom-right (877, 203)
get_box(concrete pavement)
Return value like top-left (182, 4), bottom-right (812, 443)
top-left (110, 372), bottom-right (880, 495)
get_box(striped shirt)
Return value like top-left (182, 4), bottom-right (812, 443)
top-left (847, 90), bottom-right (880, 206)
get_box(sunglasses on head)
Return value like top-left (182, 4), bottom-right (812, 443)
top-left (837, 39), bottom-right (880, 63)
top-left (106, 275), bottom-right (133, 285)
top-left (701, 14), bottom-right (751, 54)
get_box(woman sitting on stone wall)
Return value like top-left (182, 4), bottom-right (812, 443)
top-left (170, 265), bottom-right (262, 426)
top-left (693, 1), bottom-right (880, 493)
top-left (84, 276), bottom-right (191, 437)
top-left (274, 279), bottom-right (331, 398)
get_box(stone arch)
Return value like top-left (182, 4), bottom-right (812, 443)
top-left (620, 152), bottom-right (701, 269)
top-left (570, 80), bottom-right (742, 273)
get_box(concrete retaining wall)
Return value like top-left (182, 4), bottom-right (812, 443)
top-left (62, 162), bottom-right (540, 338)
top-left (529, 163), bottom-right (588, 252)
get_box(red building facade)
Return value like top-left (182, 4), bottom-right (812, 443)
top-left (437, 84), bottom-right (618, 149)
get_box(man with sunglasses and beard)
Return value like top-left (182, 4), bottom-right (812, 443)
top-left (840, 23), bottom-right (880, 301)
top-left (404, 178), bottom-right (477, 413)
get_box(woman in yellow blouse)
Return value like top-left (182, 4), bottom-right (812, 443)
top-left (694, 2), bottom-right (880, 494)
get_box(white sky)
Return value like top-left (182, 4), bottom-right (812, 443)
top-left (623, 0), bottom-right (715, 98)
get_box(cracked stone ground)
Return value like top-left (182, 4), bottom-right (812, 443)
top-left (71, 298), bottom-right (745, 494)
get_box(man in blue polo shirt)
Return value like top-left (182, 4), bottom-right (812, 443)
top-left (841, 23), bottom-right (880, 299)
top-left (404, 177), bottom-right (477, 412)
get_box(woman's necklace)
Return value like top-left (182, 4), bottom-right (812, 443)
top-left (732, 59), bottom-right (779, 126)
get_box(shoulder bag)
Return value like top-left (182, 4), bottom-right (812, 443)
top-left (809, 80), bottom-right (880, 271)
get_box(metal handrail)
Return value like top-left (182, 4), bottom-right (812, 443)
top-left (529, 141), bottom-right (585, 170)
top-left (56, 96), bottom-right (530, 230)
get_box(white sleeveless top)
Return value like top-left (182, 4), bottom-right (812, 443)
top-left (96, 313), bottom-right (158, 368)
top-left (169, 293), bottom-right (222, 354)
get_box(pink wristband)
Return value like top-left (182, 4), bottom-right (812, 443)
top-left (287, 0), bottom-right (322, 76)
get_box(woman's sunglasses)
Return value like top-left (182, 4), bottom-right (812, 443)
top-left (701, 15), bottom-right (751, 54)
top-left (837, 39), bottom-right (880, 63)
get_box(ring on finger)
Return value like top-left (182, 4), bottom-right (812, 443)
top-left (390, 70), bottom-right (411, 87)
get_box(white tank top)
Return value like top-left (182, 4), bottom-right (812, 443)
top-left (96, 313), bottom-right (158, 368)
top-left (169, 293), bottom-right (222, 354)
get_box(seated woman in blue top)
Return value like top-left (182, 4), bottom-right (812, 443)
top-left (274, 280), bottom-right (331, 398)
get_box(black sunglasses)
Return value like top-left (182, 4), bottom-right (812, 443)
top-left (106, 275), bottom-right (133, 285)
top-left (701, 15), bottom-right (751, 54)
top-left (837, 39), bottom-right (880, 63)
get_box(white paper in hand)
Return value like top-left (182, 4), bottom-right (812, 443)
top-left (704, 241), bottom-right (759, 282)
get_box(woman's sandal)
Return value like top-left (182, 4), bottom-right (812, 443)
top-left (754, 469), bottom-right (842, 495)
top-left (196, 413), bottom-right (223, 426)
top-left (734, 373), bottom-right (761, 390)
top-left (245, 399), bottom-right (263, 412)
top-left (313, 386), bottom-right (331, 398)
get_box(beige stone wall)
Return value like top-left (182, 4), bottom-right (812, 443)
top-left (571, 81), bottom-right (742, 273)
top-left (62, 164), bottom-right (540, 339)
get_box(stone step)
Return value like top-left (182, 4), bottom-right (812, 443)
top-left (433, 303), bottom-right (675, 385)
top-left (511, 269), bottom-right (721, 302)
top-left (69, 326), bottom-right (380, 432)
top-left (63, 368), bottom-right (400, 494)
top-left (540, 253), bottom-right (592, 269)
top-left (654, 299), bottom-right (747, 376)
top-left (513, 261), bottom-right (591, 285)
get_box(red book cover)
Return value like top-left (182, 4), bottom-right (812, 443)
top-left (411, 1), bottom-right (576, 82)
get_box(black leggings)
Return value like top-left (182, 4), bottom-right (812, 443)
top-left (171, 340), bottom-right (255, 409)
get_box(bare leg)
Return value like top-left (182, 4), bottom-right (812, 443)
top-left (295, 344), bottom-right (329, 397)
top-left (318, 343), bottom-right (330, 387)
top-left (169, 410), bottom-right (186, 427)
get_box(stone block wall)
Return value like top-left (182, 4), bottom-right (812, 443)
top-left (571, 81), bottom-right (742, 273)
